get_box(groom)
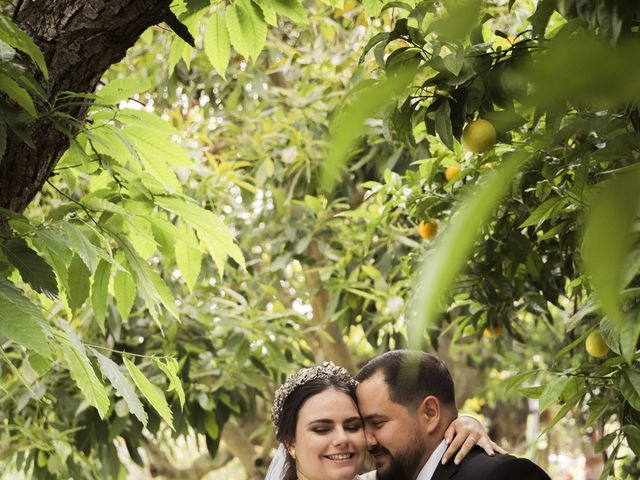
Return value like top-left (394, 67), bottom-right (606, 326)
top-left (355, 350), bottom-right (551, 480)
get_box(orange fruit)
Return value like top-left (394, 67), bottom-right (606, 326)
top-left (445, 165), bottom-right (462, 182)
top-left (462, 119), bottom-right (497, 154)
top-left (483, 326), bottom-right (502, 339)
top-left (419, 220), bottom-right (438, 239)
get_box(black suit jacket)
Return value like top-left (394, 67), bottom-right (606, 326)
top-left (431, 446), bottom-right (551, 480)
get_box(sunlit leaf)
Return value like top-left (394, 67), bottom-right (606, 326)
top-left (60, 336), bottom-right (110, 419)
top-left (0, 14), bottom-right (48, 79)
top-left (205, 13), bottom-right (231, 78)
top-left (154, 357), bottom-right (185, 408)
top-left (0, 73), bottom-right (37, 117)
top-left (124, 358), bottom-right (174, 430)
top-left (0, 279), bottom-right (52, 358)
top-left (91, 260), bottom-right (111, 333)
top-left (91, 348), bottom-right (148, 426)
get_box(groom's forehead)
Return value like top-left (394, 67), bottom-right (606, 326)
top-left (356, 371), bottom-right (390, 398)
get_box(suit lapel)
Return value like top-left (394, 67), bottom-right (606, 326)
top-left (430, 460), bottom-right (459, 480)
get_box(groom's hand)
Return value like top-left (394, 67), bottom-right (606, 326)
top-left (442, 415), bottom-right (507, 465)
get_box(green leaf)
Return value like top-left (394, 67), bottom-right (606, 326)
top-left (0, 279), bottom-right (52, 358)
top-left (619, 310), bottom-right (640, 364)
top-left (175, 228), bottom-right (202, 292)
top-left (226, 0), bottom-right (267, 60)
top-left (585, 399), bottom-right (609, 429)
top-left (582, 165), bottom-right (640, 325)
top-left (61, 222), bottom-right (98, 273)
top-left (2, 238), bottom-right (58, 298)
top-left (66, 254), bottom-right (91, 312)
top-left (60, 337), bottom-right (110, 419)
top-left (435, 100), bottom-right (453, 150)
top-left (0, 72), bottom-right (37, 117)
top-left (539, 376), bottom-right (570, 412)
top-left (321, 67), bottom-right (416, 191)
top-left (116, 236), bottom-right (178, 324)
top-left (267, 0), bottom-right (308, 23)
top-left (622, 424), bottom-right (640, 457)
top-left (204, 410), bottom-right (219, 438)
top-left (124, 358), bottom-right (174, 430)
top-left (428, 0), bottom-right (482, 42)
top-left (91, 260), bottom-right (111, 333)
top-left (91, 348), bottom-right (148, 426)
top-left (113, 265), bottom-right (136, 320)
top-left (204, 13), bottom-right (231, 78)
top-left (156, 196), bottom-right (244, 275)
top-left (408, 152), bottom-right (529, 346)
top-left (620, 369), bottom-right (640, 411)
top-left (528, 0), bottom-right (556, 38)
top-left (154, 357), bottom-right (185, 408)
top-left (0, 15), bottom-right (48, 79)
top-left (594, 432), bottom-right (617, 454)
top-left (95, 76), bottom-right (154, 105)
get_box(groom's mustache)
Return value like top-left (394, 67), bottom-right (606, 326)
top-left (369, 445), bottom-right (391, 456)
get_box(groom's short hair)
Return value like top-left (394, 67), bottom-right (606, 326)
top-left (356, 350), bottom-right (457, 411)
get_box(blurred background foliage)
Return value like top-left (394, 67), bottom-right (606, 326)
top-left (1, 0), bottom-right (639, 478)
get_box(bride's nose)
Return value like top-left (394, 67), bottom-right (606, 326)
top-left (332, 427), bottom-right (350, 446)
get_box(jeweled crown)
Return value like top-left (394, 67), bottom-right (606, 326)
top-left (272, 361), bottom-right (357, 432)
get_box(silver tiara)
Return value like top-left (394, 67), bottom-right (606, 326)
top-left (272, 361), bottom-right (358, 431)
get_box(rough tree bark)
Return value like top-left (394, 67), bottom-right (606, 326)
top-left (1, 0), bottom-right (173, 213)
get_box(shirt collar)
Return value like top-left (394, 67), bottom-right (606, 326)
top-left (416, 440), bottom-right (448, 480)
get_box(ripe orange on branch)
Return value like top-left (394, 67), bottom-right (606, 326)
top-left (418, 220), bottom-right (438, 239)
top-left (462, 119), bottom-right (497, 154)
top-left (445, 165), bottom-right (462, 182)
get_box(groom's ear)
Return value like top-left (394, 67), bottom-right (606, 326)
top-left (417, 396), bottom-right (441, 433)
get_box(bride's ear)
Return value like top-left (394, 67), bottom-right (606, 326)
top-left (285, 443), bottom-right (297, 460)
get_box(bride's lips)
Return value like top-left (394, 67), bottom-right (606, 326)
top-left (323, 452), bottom-right (357, 462)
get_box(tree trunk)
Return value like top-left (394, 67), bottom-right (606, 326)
top-left (1, 0), bottom-right (172, 213)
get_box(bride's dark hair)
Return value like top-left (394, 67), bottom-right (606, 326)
top-left (275, 377), bottom-right (358, 480)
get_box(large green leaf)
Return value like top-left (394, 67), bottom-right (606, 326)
top-left (175, 228), bottom-right (202, 292)
top-left (156, 196), bottom-right (244, 275)
top-left (226, 0), bottom-right (267, 61)
top-left (265, 0), bottom-right (308, 24)
top-left (582, 165), bottom-right (640, 325)
top-left (124, 358), bottom-right (174, 430)
top-left (61, 222), bottom-right (99, 273)
top-left (91, 348), bottom-right (148, 426)
top-left (2, 238), bottom-right (58, 298)
top-left (0, 279), bottom-right (52, 358)
top-left (155, 357), bottom-right (185, 408)
top-left (620, 369), bottom-right (640, 411)
top-left (0, 14), bottom-right (48, 79)
top-left (112, 264), bottom-right (136, 320)
top-left (204, 13), bottom-right (231, 78)
top-left (66, 254), bottom-right (91, 312)
top-left (116, 236), bottom-right (178, 323)
top-left (91, 260), bottom-right (111, 333)
top-left (60, 335), bottom-right (110, 419)
top-left (408, 151), bottom-right (529, 346)
top-left (539, 376), bottom-right (570, 413)
top-left (0, 72), bottom-right (36, 117)
top-left (96, 76), bottom-right (154, 105)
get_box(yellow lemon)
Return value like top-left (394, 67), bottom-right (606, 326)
top-left (462, 119), bottom-right (497, 154)
top-left (585, 331), bottom-right (609, 358)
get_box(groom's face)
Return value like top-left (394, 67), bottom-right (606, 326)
top-left (356, 372), bottom-right (427, 480)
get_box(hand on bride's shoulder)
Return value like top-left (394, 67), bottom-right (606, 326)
top-left (356, 471), bottom-right (376, 480)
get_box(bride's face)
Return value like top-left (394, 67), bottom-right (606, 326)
top-left (292, 387), bottom-right (366, 480)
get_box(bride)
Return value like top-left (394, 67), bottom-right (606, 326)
top-left (266, 362), bottom-right (500, 480)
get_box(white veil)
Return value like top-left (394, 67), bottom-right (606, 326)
top-left (265, 443), bottom-right (288, 480)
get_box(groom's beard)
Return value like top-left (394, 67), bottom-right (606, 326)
top-left (370, 442), bottom-right (425, 480)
